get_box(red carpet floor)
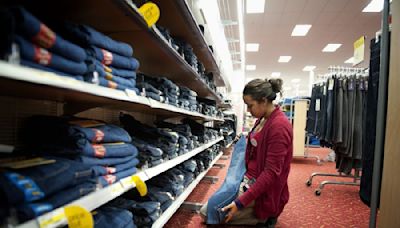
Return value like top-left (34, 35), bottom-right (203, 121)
top-left (165, 148), bottom-right (370, 228)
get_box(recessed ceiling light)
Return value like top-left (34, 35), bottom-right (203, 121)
top-left (271, 72), bottom-right (281, 78)
top-left (291, 24), bottom-right (312, 36)
top-left (322, 44), bottom-right (342, 52)
top-left (345, 57), bottom-right (354, 64)
top-left (278, 56), bottom-right (292, 63)
top-left (246, 65), bottom-right (256, 71)
top-left (246, 0), bottom-right (265, 14)
top-left (303, 65), bottom-right (316, 71)
top-left (362, 0), bottom-right (384, 12)
top-left (291, 78), bottom-right (301, 83)
top-left (246, 43), bottom-right (260, 52)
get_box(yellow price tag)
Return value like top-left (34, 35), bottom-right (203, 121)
top-left (138, 2), bottom-right (160, 27)
top-left (64, 206), bottom-right (93, 228)
top-left (132, 175), bottom-right (148, 196)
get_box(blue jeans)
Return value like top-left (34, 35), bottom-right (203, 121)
top-left (79, 142), bottom-right (138, 158)
top-left (67, 124), bottom-right (132, 144)
top-left (104, 65), bottom-right (137, 79)
top-left (76, 154), bottom-right (137, 166)
top-left (182, 160), bottom-right (197, 172)
top-left (206, 136), bottom-right (247, 224)
top-left (12, 7), bottom-right (87, 62)
top-left (133, 138), bottom-right (163, 157)
top-left (15, 36), bottom-right (87, 75)
top-left (20, 60), bottom-right (83, 81)
top-left (179, 86), bottom-right (197, 96)
top-left (98, 166), bottom-right (138, 187)
top-left (146, 91), bottom-right (164, 102)
top-left (93, 207), bottom-right (136, 228)
top-left (1, 157), bottom-right (94, 204)
top-left (88, 46), bottom-right (139, 70)
top-left (147, 187), bottom-right (174, 205)
top-left (97, 77), bottom-right (138, 93)
top-left (18, 180), bottom-right (97, 220)
top-left (156, 77), bottom-right (178, 91)
top-left (92, 158), bottom-right (140, 176)
top-left (137, 82), bottom-right (162, 95)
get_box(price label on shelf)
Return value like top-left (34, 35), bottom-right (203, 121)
top-left (138, 2), bottom-right (160, 27)
top-left (64, 205), bottom-right (93, 228)
top-left (38, 209), bottom-right (66, 228)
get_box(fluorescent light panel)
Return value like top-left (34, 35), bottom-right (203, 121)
top-left (246, 43), bottom-right (260, 52)
top-left (362, 0), bottom-right (383, 12)
top-left (291, 24), bottom-right (312, 36)
top-left (322, 43), bottom-right (342, 52)
top-left (303, 65), bottom-right (316, 71)
top-left (278, 56), bottom-right (292, 63)
top-left (246, 65), bottom-right (256, 71)
top-left (345, 57), bottom-right (354, 64)
top-left (246, 0), bottom-right (265, 14)
top-left (271, 72), bottom-right (281, 77)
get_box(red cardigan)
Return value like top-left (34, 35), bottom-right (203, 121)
top-left (238, 107), bottom-right (293, 220)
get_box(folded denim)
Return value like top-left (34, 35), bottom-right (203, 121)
top-left (181, 171), bottom-right (194, 187)
top-left (147, 187), bottom-right (175, 204)
top-left (75, 154), bottom-right (137, 166)
top-left (1, 157), bottom-right (94, 205)
top-left (15, 36), bottom-right (87, 75)
top-left (98, 166), bottom-right (138, 187)
top-left (109, 198), bottom-right (161, 216)
top-left (145, 91), bottom-right (164, 102)
top-left (55, 22), bottom-right (133, 57)
top-left (161, 200), bottom-right (173, 212)
top-left (11, 7), bottom-right (86, 62)
top-left (156, 77), bottom-right (178, 91)
top-left (93, 63), bottom-right (137, 88)
top-left (178, 135), bottom-right (189, 146)
top-left (182, 160), bottom-right (197, 172)
top-left (103, 64), bottom-right (137, 79)
top-left (93, 206), bottom-right (136, 228)
top-left (88, 46), bottom-right (139, 70)
top-left (92, 158), bottom-right (139, 176)
top-left (18, 180), bottom-right (97, 220)
top-left (20, 59), bottom-right (83, 80)
top-left (179, 86), bottom-right (197, 96)
top-left (65, 123), bottom-right (131, 144)
top-left (137, 82), bottom-right (162, 95)
top-left (133, 139), bottom-right (163, 157)
top-left (97, 77), bottom-right (138, 92)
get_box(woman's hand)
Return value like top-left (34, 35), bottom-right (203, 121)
top-left (221, 202), bottom-right (238, 223)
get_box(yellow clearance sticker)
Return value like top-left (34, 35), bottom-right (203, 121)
top-left (64, 206), bottom-right (93, 228)
top-left (138, 2), bottom-right (160, 27)
top-left (132, 175), bottom-right (148, 196)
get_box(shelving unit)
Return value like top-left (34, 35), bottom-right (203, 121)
top-left (16, 137), bottom-right (223, 228)
top-left (1, 0), bottom-right (227, 227)
top-left (152, 152), bottom-right (223, 228)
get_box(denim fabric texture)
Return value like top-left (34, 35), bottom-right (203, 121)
top-left (20, 59), bottom-right (83, 80)
top-left (98, 166), bottom-right (138, 187)
top-left (11, 7), bottom-right (87, 62)
top-left (76, 154), bottom-right (137, 166)
top-left (15, 36), bottom-right (87, 75)
top-left (93, 206), bottom-right (136, 228)
top-left (206, 136), bottom-right (246, 224)
top-left (92, 158), bottom-right (140, 176)
top-left (88, 46), bottom-right (139, 70)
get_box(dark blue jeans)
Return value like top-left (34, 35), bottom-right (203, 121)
top-left (103, 65), bottom-right (137, 79)
top-left (20, 60), bottom-right (83, 81)
top-left (11, 7), bottom-right (86, 62)
top-left (89, 46), bottom-right (139, 70)
top-left (1, 157), bottom-right (94, 205)
top-left (137, 82), bottom-right (162, 95)
top-left (97, 77), bottom-right (138, 93)
top-left (179, 86), bottom-right (197, 96)
top-left (15, 36), bottom-right (87, 75)
top-left (93, 207), bottom-right (136, 228)
top-left (146, 91), bottom-right (164, 102)
top-left (92, 158), bottom-right (139, 176)
top-left (133, 138), bottom-right (163, 157)
top-left (67, 124), bottom-right (131, 144)
top-left (76, 154), bottom-right (137, 166)
top-left (98, 166), bottom-right (138, 187)
top-left (18, 180), bottom-right (97, 220)
top-left (206, 136), bottom-right (247, 224)
top-left (82, 143), bottom-right (138, 158)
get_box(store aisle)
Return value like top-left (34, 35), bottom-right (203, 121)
top-left (165, 148), bottom-right (370, 228)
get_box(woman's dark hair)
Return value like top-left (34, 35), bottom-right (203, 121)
top-left (243, 78), bottom-right (283, 102)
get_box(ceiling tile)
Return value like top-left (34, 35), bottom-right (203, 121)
top-left (284, 0), bottom-right (308, 12)
top-left (323, 0), bottom-right (350, 12)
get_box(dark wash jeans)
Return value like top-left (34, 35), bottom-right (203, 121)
top-left (20, 60), bottom-right (83, 80)
top-left (15, 36), bottom-right (87, 75)
top-left (1, 157), bottom-right (94, 205)
top-left (206, 136), bottom-right (246, 224)
top-left (89, 46), bottom-right (139, 70)
top-left (98, 166), bottom-right (138, 187)
top-left (76, 154), bottom-right (137, 166)
top-left (98, 77), bottom-right (138, 93)
top-left (18, 180), bottom-right (97, 221)
top-left (93, 207), bottom-right (136, 228)
top-left (11, 7), bottom-right (87, 62)
top-left (92, 158), bottom-right (140, 176)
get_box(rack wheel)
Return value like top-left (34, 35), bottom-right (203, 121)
top-left (315, 190), bottom-right (321, 196)
top-left (306, 180), bottom-right (312, 187)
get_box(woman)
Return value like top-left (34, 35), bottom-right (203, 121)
top-left (202, 78), bottom-right (293, 227)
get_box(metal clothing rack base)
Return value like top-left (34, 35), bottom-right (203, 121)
top-left (306, 169), bottom-right (361, 196)
top-left (304, 135), bottom-right (322, 165)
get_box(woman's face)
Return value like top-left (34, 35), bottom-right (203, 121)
top-left (243, 95), bottom-right (267, 118)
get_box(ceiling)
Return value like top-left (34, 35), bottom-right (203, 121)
top-left (219, 0), bottom-right (382, 97)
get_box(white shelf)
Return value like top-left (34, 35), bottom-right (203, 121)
top-left (16, 137), bottom-right (223, 228)
top-left (0, 61), bottom-right (223, 122)
top-left (152, 152), bottom-right (223, 228)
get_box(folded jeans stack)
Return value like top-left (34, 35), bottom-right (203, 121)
top-left (0, 157), bottom-right (97, 221)
top-left (136, 74), bottom-right (180, 106)
top-left (178, 86), bottom-right (198, 112)
top-left (52, 21), bottom-right (140, 93)
top-left (183, 118), bottom-right (220, 144)
top-left (93, 206), bottom-right (136, 228)
top-left (23, 115), bottom-right (139, 187)
top-left (3, 7), bottom-right (87, 80)
top-left (155, 121), bottom-right (194, 152)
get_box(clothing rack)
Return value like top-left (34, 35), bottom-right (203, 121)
top-left (306, 66), bottom-right (368, 195)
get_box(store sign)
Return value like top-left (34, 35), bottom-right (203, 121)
top-left (138, 2), bottom-right (160, 27)
top-left (353, 36), bottom-right (365, 66)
